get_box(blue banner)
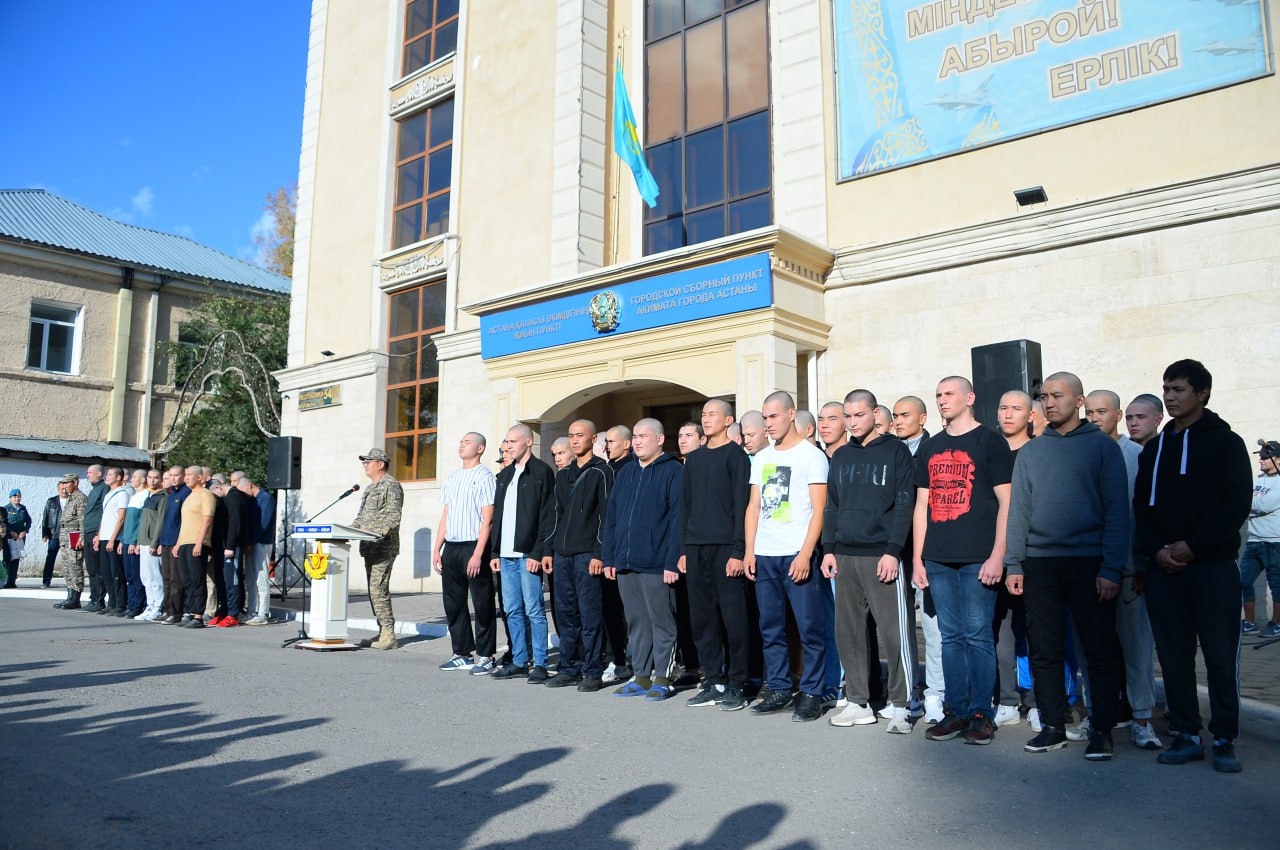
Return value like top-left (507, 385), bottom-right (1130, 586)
top-left (481, 252), bottom-right (773, 359)
top-left (833, 0), bottom-right (1272, 180)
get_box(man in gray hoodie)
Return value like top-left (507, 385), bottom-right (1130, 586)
top-left (1005, 372), bottom-right (1129, 760)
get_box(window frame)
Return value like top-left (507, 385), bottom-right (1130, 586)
top-left (401, 0), bottom-right (460, 78)
top-left (391, 97), bottom-right (454, 250)
top-left (384, 280), bottom-right (446, 482)
top-left (642, 0), bottom-right (773, 255)
top-left (26, 300), bottom-right (82, 375)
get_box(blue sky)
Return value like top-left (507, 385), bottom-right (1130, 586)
top-left (0, 2), bottom-right (311, 266)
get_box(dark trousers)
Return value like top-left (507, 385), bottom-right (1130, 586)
top-left (441, 541), bottom-right (496, 658)
top-left (162, 547), bottom-right (184, 616)
top-left (1146, 559), bottom-right (1241, 740)
top-left (2, 547), bottom-right (16, 586)
top-left (673, 574), bottom-right (700, 671)
top-left (123, 549), bottom-right (144, 612)
top-left (684, 543), bottom-right (751, 687)
top-left (223, 548), bottom-right (245, 617)
top-left (101, 544), bottom-right (126, 609)
top-left (600, 575), bottom-right (629, 668)
top-left (553, 552), bottom-right (605, 678)
top-left (208, 549), bottom-right (227, 617)
top-left (43, 543), bottom-right (59, 585)
top-left (85, 534), bottom-right (104, 605)
top-left (755, 554), bottom-right (828, 696)
top-left (1023, 556), bottom-right (1123, 732)
top-left (178, 544), bottom-right (208, 617)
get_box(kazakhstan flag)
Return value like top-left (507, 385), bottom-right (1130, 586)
top-left (612, 59), bottom-right (660, 208)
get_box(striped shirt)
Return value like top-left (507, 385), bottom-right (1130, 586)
top-left (441, 464), bottom-right (496, 543)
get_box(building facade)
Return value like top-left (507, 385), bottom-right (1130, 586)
top-left (281, 0), bottom-right (1280, 591)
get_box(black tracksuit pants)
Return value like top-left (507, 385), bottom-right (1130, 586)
top-left (441, 541), bottom-right (497, 658)
top-left (684, 543), bottom-right (751, 687)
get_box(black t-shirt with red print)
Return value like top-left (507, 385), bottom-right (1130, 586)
top-left (915, 424), bottom-right (1013, 565)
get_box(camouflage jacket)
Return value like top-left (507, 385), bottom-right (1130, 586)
top-left (353, 474), bottom-right (403, 541)
top-left (59, 490), bottom-right (89, 546)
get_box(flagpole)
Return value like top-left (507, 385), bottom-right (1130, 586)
top-left (612, 28), bottom-right (627, 267)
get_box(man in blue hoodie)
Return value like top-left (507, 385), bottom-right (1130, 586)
top-left (602, 418), bottom-right (683, 701)
top-left (1004, 372), bottom-right (1129, 760)
top-left (1133, 359), bottom-right (1252, 773)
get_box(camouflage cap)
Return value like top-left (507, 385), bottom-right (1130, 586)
top-left (359, 447), bottom-right (390, 463)
top-left (59, 473), bottom-right (79, 483)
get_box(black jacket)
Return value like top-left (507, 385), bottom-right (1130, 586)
top-left (602, 452), bottom-right (683, 574)
top-left (222, 487), bottom-right (257, 549)
top-left (1133, 409), bottom-right (1253, 567)
top-left (822, 434), bottom-right (915, 558)
top-left (547, 456), bottom-right (614, 559)
top-left (42, 495), bottom-right (62, 540)
top-left (489, 456), bottom-right (556, 561)
top-left (680, 440), bottom-right (750, 557)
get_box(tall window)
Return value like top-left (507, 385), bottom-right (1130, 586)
top-left (644, 0), bottom-right (771, 255)
top-left (27, 302), bottom-right (80, 374)
top-left (402, 0), bottom-right (459, 77)
top-left (392, 98), bottom-right (454, 249)
top-left (385, 281), bottom-right (445, 481)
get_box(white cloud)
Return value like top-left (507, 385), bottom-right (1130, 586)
top-left (241, 210), bottom-right (276, 264)
top-left (132, 186), bottom-right (155, 217)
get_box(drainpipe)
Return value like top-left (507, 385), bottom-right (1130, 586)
top-left (136, 278), bottom-right (162, 448)
top-left (107, 268), bottom-right (135, 443)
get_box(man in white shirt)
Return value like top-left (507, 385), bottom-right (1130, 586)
top-left (745, 391), bottom-right (830, 722)
top-left (96, 468), bottom-right (132, 615)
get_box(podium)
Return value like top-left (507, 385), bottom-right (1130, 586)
top-left (290, 522), bottom-right (379, 651)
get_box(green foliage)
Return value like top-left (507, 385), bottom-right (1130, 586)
top-left (157, 294), bottom-right (289, 483)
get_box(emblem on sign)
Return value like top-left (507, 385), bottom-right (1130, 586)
top-left (588, 290), bottom-right (621, 333)
top-left (305, 544), bottom-right (330, 580)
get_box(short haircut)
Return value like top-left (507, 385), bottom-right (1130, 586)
top-left (680, 421), bottom-right (704, 437)
top-left (820, 401), bottom-right (844, 414)
top-left (704, 398), bottom-right (734, 417)
top-left (895, 395), bottom-right (927, 414)
top-left (1001, 389), bottom-right (1033, 407)
top-left (607, 424), bottom-right (632, 442)
top-left (763, 390), bottom-right (796, 411)
top-left (633, 417), bottom-right (663, 437)
top-left (551, 436), bottom-right (570, 449)
top-left (185, 465), bottom-right (202, 475)
top-left (464, 431), bottom-right (487, 449)
top-left (1129, 393), bottom-right (1163, 415)
top-left (167, 464), bottom-right (184, 474)
top-left (938, 375), bottom-right (973, 394)
top-left (508, 423), bottom-right (534, 441)
top-left (1045, 371), bottom-right (1085, 397)
top-left (201, 466), bottom-right (213, 478)
top-left (88, 463), bottom-right (103, 474)
top-left (740, 410), bottom-right (764, 429)
top-left (149, 468), bottom-right (162, 476)
top-left (1163, 359), bottom-right (1212, 393)
top-left (1086, 389), bottom-right (1122, 410)
top-left (727, 422), bottom-right (742, 439)
top-left (843, 388), bottom-right (877, 408)
top-left (108, 466), bottom-right (125, 479)
top-left (876, 405), bottom-right (892, 420)
top-left (570, 418), bottom-right (598, 437)
top-left (239, 475), bottom-right (255, 486)
top-left (230, 470), bottom-right (245, 480)
top-left (795, 410), bottom-right (816, 433)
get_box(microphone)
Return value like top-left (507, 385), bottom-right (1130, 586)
top-left (339, 484), bottom-right (361, 499)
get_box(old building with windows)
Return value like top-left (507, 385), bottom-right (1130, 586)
top-left (281, 0), bottom-right (1280, 591)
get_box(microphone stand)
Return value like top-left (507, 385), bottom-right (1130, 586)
top-left (282, 487), bottom-right (358, 649)
top-left (305, 488), bottom-right (357, 524)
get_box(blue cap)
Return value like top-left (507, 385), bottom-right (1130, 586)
top-left (8, 489), bottom-right (19, 497)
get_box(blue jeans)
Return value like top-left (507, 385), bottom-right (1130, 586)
top-left (926, 561), bottom-right (997, 718)
top-left (755, 554), bottom-right (829, 696)
top-left (1240, 541), bottom-right (1280, 605)
top-left (500, 556), bottom-right (548, 667)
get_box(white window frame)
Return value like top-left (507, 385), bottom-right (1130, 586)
top-left (26, 300), bottom-right (83, 376)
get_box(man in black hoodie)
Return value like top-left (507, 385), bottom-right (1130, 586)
top-left (543, 419), bottom-right (614, 691)
top-left (1133, 359), bottom-right (1252, 773)
top-left (821, 390), bottom-right (916, 733)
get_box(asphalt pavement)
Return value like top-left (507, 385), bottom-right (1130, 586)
top-left (2, 597), bottom-right (1276, 849)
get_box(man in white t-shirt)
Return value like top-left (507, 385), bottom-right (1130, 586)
top-left (745, 390), bottom-right (830, 722)
top-left (96, 468), bottom-right (132, 615)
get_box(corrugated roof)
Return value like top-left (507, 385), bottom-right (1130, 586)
top-left (0, 435), bottom-right (151, 463)
top-left (0, 189), bottom-right (291, 294)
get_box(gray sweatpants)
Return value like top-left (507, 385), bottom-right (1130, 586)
top-left (617, 571), bottom-right (677, 681)
top-left (835, 555), bottom-right (914, 706)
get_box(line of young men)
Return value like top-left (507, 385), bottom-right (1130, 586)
top-left (51, 464), bottom-right (276, 629)
top-left (428, 359), bottom-right (1251, 772)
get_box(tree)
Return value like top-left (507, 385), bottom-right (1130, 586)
top-left (254, 182), bottom-right (296, 276)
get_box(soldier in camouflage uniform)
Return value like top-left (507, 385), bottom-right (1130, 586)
top-left (53, 473), bottom-right (88, 610)
top-left (353, 447), bottom-right (404, 650)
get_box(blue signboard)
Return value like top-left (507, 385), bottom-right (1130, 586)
top-left (833, 0), bottom-right (1273, 180)
top-left (480, 252), bottom-right (773, 359)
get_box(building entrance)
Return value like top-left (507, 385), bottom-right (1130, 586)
top-left (537, 380), bottom-right (719, 458)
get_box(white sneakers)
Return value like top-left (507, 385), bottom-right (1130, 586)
top-left (993, 704), bottom-right (1021, 727)
top-left (1066, 716), bottom-right (1092, 742)
top-left (923, 695), bottom-right (945, 724)
top-left (1028, 708), bottom-right (1043, 732)
top-left (829, 702), bottom-right (877, 727)
top-left (1131, 721), bottom-right (1163, 750)
top-left (885, 707), bottom-right (913, 734)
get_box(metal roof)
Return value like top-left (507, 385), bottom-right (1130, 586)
top-left (0, 189), bottom-right (291, 294)
top-left (0, 435), bottom-right (151, 464)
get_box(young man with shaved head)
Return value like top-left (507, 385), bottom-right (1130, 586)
top-left (544, 419), bottom-right (615, 691)
top-left (603, 418), bottom-right (683, 700)
top-left (434, 432), bottom-right (498, 672)
top-left (1124, 393), bottom-right (1164, 447)
top-left (746, 391), bottom-right (830, 722)
top-left (795, 410), bottom-right (818, 445)
top-left (680, 398), bottom-right (753, 711)
top-left (873, 405), bottom-right (893, 437)
top-left (893, 394), bottom-right (937, 720)
top-left (1085, 388), bottom-right (1161, 749)
top-left (892, 396), bottom-right (930, 454)
top-left (490, 423), bottom-right (557, 682)
top-left (1006, 373), bottom-right (1129, 760)
top-left (739, 411), bottom-right (769, 456)
top-left (914, 376), bottom-right (1013, 745)
top-left (817, 402), bottom-right (847, 458)
top-left (998, 391), bottom-right (1035, 455)
top-left (600, 424), bottom-right (636, 683)
top-left (550, 437), bottom-right (573, 470)
top-left (176, 466), bottom-right (216, 628)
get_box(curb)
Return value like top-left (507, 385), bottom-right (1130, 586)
top-left (275, 607), bottom-right (449, 640)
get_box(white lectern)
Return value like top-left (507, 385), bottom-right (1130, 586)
top-left (290, 522), bottom-right (379, 651)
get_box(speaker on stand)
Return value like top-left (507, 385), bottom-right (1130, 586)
top-left (970, 340), bottom-right (1043, 429)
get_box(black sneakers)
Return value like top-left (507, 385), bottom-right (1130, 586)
top-left (1212, 738), bottom-right (1242, 773)
top-left (687, 684), bottom-right (722, 707)
top-left (791, 693), bottom-right (823, 722)
top-left (1158, 733), bottom-right (1205, 765)
top-left (576, 677), bottom-right (605, 693)
top-left (749, 689), bottom-right (795, 715)
top-left (544, 672), bottom-right (580, 688)
top-left (490, 663), bottom-right (529, 680)
top-left (963, 714), bottom-right (994, 745)
top-left (1085, 729), bottom-right (1114, 761)
top-left (925, 713), bottom-right (968, 741)
top-left (526, 665), bottom-right (549, 684)
top-left (718, 687), bottom-right (748, 712)
top-left (1025, 725), bottom-right (1069, 753)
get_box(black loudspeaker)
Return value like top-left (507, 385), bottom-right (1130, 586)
top-left (971, 340), bottom-right (1043, 428)
top-left (267, 436), bottom-right (303, 490)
